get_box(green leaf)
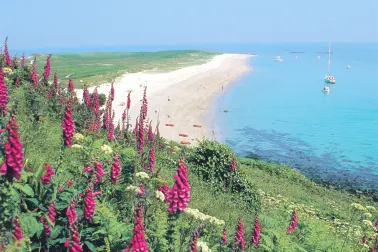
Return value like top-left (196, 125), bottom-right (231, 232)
top-left (13, 184), bottom-right (34, 197)
top-left (84, 241), bottom-right (97, 251)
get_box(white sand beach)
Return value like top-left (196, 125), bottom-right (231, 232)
top-left (76, 53), bottom-right (252, 144)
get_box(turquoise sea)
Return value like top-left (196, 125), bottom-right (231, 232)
top-left (212, 43), bottom-right (378, 191)
top-left (19, 43), bottom-right (378, 190)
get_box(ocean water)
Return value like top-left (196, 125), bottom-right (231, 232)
top-left (213, 43), bottom-right (378, 191)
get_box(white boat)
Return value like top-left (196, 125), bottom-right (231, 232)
top-left (324, 42), bottom-right (336, 84)
top-left (317, 56), bottom-right (320, 60)
top-left (323, 86), bottom-right (330, 93)
top-left (347, 65), bottom-right (351, 69)
top-left (275, 56), bottom-right (284, 62)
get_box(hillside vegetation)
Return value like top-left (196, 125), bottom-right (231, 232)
top-left (0, 38), bottom-right (377, 251)
top-left (31, 50), bottom-right (219, 87)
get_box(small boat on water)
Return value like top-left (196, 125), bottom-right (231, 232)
top-left (324, 42), bottom-right (336, 84)
top-left (347, 65), bottom-right (351, 69)
top-left (323, 86), bottom-right (330, 93)
top-left (317, 56), bottom-right (321, 60)
top-left (275, 56), bottom-right (284, 62)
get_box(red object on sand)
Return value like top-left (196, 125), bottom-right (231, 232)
top-left (179, 133), bottom-right (188, 137)
top-left (165, 123), bottom-right (174, 127)
top-left (193, 124), bottom-right (202, 128)
top-left (180, 141), bottom-right (191, 145)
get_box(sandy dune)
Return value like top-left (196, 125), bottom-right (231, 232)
top-left (76, 53), bottom-right (252, 144)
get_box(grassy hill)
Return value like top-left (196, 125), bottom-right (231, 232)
top-left (0, 43), bottom-right (377, 251)
top-left (31, 50), bottom-right (219, 87)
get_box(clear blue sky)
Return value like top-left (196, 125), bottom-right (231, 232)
top-left (3, 0), bottom-right (378, 48)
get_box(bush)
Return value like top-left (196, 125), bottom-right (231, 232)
top-left (190, 140), bottom-right (261, 212)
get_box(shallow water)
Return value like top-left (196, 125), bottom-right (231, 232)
top-left (213, 43), bottom-right (378, 191)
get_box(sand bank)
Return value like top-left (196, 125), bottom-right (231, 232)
top-left (76, 53), bottom-right (252, 144)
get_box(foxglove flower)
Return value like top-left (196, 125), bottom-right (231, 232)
top-left (230, 154), bottom-right (236, 172)
top-left (21, 53), bottom-right (25, 68)
top-left (65, 224), bottom-right (83, 252)
top-left (111, 154), bottom-right (121, 184)
top-left (138, 116), bottom-right (144, 154)
top-left (68, 78), bottom-right (74, 92)
top-left (190, 229), bottom-right (199, 252)
top-left (48, 202), bottom-right (56, 225)
top-left (12, 217), bottom-right (24, 242)
top-left (122, 109), bottom-right (127, 121)
top-left (83, 184), bottom-right (97, 220)
top-left (103, 99), bottom-right (110, 129)
top-left (148, 125), bottom-right (154, 143)
top-left (62, 103), bottom-right (75, 147)
top-left (40, 216), bottom-right (51, 237)
top-left (252, 217), bottom-right (261, 246)
top-left (83, 85), bottom-right (90, 107)
top-left (107, 112), bottom-right (115, 142)
top-left (66, 199), bottom-right (77, 226)
top-left (4, 115), bottom-right (24, 180)
top-left (15, 77), bottom-right (20, 88)
top-left (124, 207), bottom-right (148, 252)
top-left (158, 185), bottom-right (170, 202)
top-left (141, 87), bottom-right (148, 120)
top-left (234, 218), bottom-right (245, 250)
top-left (222, 226), bottom-right (227, 245)
top-left (43, 55), bottom-right (51, 81)
top-left (31, 64), bottom-right (38, 88)
top-left (149, 145), bottom-right (155, 172)
top-left (0, 162), bottom-right (6, 176)
top-left (166, 158), bottom-right (191, 214)
top-left (95, 161), bottom-right (107, 184)
top-left (0, 68), bottom-right (8, 113)
top-left (41, 163), bottom-right (55, 185)
top-left (133, 118), bottom-right (139, 138)
top-left (4, 37), bottom-right (11, 66)
top-left (110, 81), bottom-right (115, 101)
top-left (138, 184), bottom-right (145, 196)
top-left (53, 72), bottom-right (59, 91)
top-left (287, 210), bottom-right (298, 233)
top-left (127, 91), bottom-right (131, 109)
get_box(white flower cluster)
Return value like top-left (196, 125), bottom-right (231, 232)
top-left (71, 144), bottom-right (83, 149)
top-left (73, 133), bottom-right (85, 143)
top-left (197, 241), bottom-right (211, 252)
top-left (155, 190), bottom-right (165, 202)
top-left (366, 206), bottom-right (377, 212)
top-left (101, 144), bottom-right (113, 154)
top-left (136, 172), bottom-right (150, 179)
top-left (186, 208), bottom-right (225, 226)
top-left (351, 203), bottom-right (367, 211)
top-left (126, 185), bottom-right (139, 193)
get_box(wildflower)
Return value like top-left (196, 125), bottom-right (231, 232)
top-left (374, 218), bottom-right (378, 229)
top-left (287, 210), bottom-right (298, 233)
top-left (58, 186), bottom-right (64, 192)
top-left (67, 179), bottom-right (73, 187)
top-left (141, 87), bottom-right (148, 120)
top-left (110, 81), bottom-right (115, 101)
top-left (0, 162), bottom-right (6, 176)
top-left (69, 224), bottom-right (83, 252)
top-left (234, 218), bottom-right (245, 250)
top-left (351, 203), bottom-right (367, 211)
top-left (122, 109), bottom-right (127, 121)
top-left (83, 162), bottom-right (94, 173)
top-left (15, 77), bottom-right (20, 88)
top-left (136, 172), bottom-right (150, 179)
top-left (155, 190), bottom-right (165, 202)
top-left (12, 217), bottom-right (24, 242)
top-left (95, 161), bottom-right (107, 184)
top-left (124, 207), bottom-right (148, 252)
top-left (222, 226), bottom-right (227, 245)
top-left (31, 64), bottom-right (38, 88)
top-left (83, 85), bottom-right (90, 107)
top-left (156, 124), bottom-right (160, 138)
top-left (252, 217), bottom-right (261, 246)
top-left (66, 199), bottom-right (77, 226)
top-left (366, 206), bottom-right (377, 212)
top-left (73, 133), bottom-right (84, 143)
top-left (41, 163), bottom-right (55, 185)
top-left (148, 125), bottom-right (154, 142)
top-left (111, 154), bottom-right (121, 184)
top-left (103, 99), bottom-right (110, 129)
top-left (197, 241), bottom-right (211, 252)
top-left (48, 202), bottom-right (56, 225)
top-left (0, 68), bottom-right (8, 114)
top-left (127, 91), bottom-right (131, 110)
top-left (107, 112), bottom-right (115, 142)
top-left (126, 185), bottom-right (139, 193)
top-left (133, 118), bottom-right (139, 138)
top-left (40, 216), bottom-right (51, 237)
top-left (68, 78), bottom-right (74, 92)
top-left (363, 212), bottom-right (373, 219)
top-left (158, 185), bottom-right (170, 202)
top-left (101, 144), bottom-right (113, 154)
top-left (43, 55), bottom-right (51, 81)
top-left (62, 103), bottom-right (75, 147)
top-left (362, 220), bottom-right (373, 227)
top-left (190, 228), bottom-right (200, 252)
top-left (230, 154), bottom-right (236, 172)
top-left (4, 37), bottom-right (11, 66)
top-left (149, 145), bottom-right (155, 172)
top-left (4, 114), bottom-right (24, 180)
top-left (166, 158), bottom-right (191, 214)
top-left (21, 53), bottom-right (25, 68)
top-left (138, 116), bottom-right (144, 154)
top-left (138, 184), bottom-right (145, 196)
top-left (83, 184), bottom-right (98, 220)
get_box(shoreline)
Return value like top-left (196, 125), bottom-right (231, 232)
top-left (76, 53), bottom-right (253, 144)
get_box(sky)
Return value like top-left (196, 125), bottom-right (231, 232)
top-left (2, 0), bottom-right (378, 49)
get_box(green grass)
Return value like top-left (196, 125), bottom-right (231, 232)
top-left (33, 50), bottom-right (219, 87)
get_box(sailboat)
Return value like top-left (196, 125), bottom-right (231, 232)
top-left (324, 42), bottom-right (336, 84)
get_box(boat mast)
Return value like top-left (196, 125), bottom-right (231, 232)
top-left (327, 41), bottom-right (331, 74)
